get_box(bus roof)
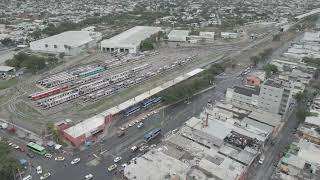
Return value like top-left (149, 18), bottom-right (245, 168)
top-left (27, 142), bottom-right (45, 151)
top-left (144, 128), bottom-right (161, 139)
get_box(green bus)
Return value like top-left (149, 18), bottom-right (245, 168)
top-left (27, 142), bottom-right (46, 155)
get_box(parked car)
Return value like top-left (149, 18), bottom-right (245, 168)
top-left (55, 156), bottom-right (65, 161)
top-left (114, 157), bottom-right (122, 163)
top-left (40, 172), bottom-right (51, 180)
top-left (84, 174), bottom-right (93, 180)
top-left (22, 175), bottom-right (32, 180)
top-left (45, 153), bottom-right (52, 158)
top-left (18, 147), bottom-right (25, 152)
top-left (71, 158), bottom-right (81, 165)
top-left (108, 164), bottom-right (117, 171)
top-left (137, 122), bottom-right (144, 128)
top-left (36, 166), bottom-right (42, 174)
top-left (131, 145), bottom-right (138, 152)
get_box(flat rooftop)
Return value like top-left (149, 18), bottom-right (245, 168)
top-left (100, 26), bottom-right (161, 48)
top-left (30, 31), bottom-right (101, 47)
top-left (248, 110), bottom-right (282, 127)
top-left (0, 65), bottom-right (15, 72)
top-left (168, 30), bottom-right (190, 37)
top-left (234, 86), bottom-right (260, 97)
top-left (124, 151), bottom-right (189, 180)
top-left (63, 114), bottom-right (105, 138)
top-left (263, 79), bottom-right (283, 88)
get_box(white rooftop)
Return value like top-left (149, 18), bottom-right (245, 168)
top-left (0, 65), bottom-right (15, 72)
top-left (297, 139), bottom-right (320, 165)
top-left (301, 32), bottom-right (320, 42)
top-left (124, 151), bottom-right (188, 180)
top-left (168, 30), bottom-right (190, 37)
top-left (248, 110), bottom-right (282, 127)
top-left (63, 114), bottom-right (105, 138)
top-left (30, 31), bottom-right (101, 47)
top-left (100, 26), bottom-right (161, 48)
top-left (305, 116), bottom-right (320, 127)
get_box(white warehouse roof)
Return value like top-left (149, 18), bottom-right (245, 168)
top-left (30, 31), bottom-right (102, 48)
top-left (100, 26), bottom-right (161, 48)
top-left (168, 30), bottom-right (190, 37)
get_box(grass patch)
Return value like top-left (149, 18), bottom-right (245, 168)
top-left (0, 78), bottom-right (18, 90)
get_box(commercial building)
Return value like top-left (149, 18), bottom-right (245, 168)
top-left (258, 79), bottom-right (292, 116)
top-left (62, 114), bottom-right (112, 147)
top-left (100, 26), bottom-right (161, 54)
top-left (167, 30), bottom-right (190, 42)
top-left (187, 31), bottom-right (215, 43)
top-left (226, 86), bottom-right (260, 111)
top-left (30, 31), bottom-right (102, 56)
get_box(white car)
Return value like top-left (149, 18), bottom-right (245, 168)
top-left (135, 119), bottom-right (140, 123)
top-left (130, 158), bottom-right (137, 163)
top-left (121, 163), bottom-right (128, 168)
top-left (45, 153), bottom-right (53, 158)
top-left (40, 172), bottom-right (51, 180)
top-left (107, 164), bottom-right (117, 171)
top-left (71, 158), bottom-right (81, 165)
top-left (54, 156), bottom-right (65, 161)
top-left (22, 175), bottom-right (32, 180)
top-left (36, 166), bottom-right (42, 174)
top-left (137, 122), bottom-right (144, 128)
top-left (114, 156), bottom-right (122, 163)
top-left (84, 174), bottom-right (93, 180)
top-left (131, 145), bottom-right (138, 152)
top-left (128, 122), bottom-right (135, 127)
top-left (119, 127), bottom-right (125, 131)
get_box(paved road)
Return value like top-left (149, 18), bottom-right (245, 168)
top-left (3, 66), bottom-right (244, 180)
top-left (248, 107), bottom-right (300, 180)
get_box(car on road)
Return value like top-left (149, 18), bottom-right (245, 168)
top-left (22, 175), bottom-right (32, 180)
top-left (36, 166), bottom-right (42, 174)
top-left (84, 174), bottom-right (93, 180)
top-left (121, 163), bottom-right (128, 168)
top-left (130, 158), bottom-right (137, 164)
top-left (128, 122), bottom-right (135, 127)
top-left (139, 145), bottom-right (149, 152)
top-left (114, 156), bottom-right (122, 163)
top-left (40, 172), bottom-right (51, 180)
top-left (135, 119), bottom-right (140, 123)
top-left (119, 127), bottom-right (125, 131)
top-left (8, 142), bottom-right (13, 146)
top-left (13, 144), bottom-right (20, 149)
top-left (107, 164), bottom-right (117, 171)
top-left (258, 155), bottom-right (265, 165)
top-left (55, 156), bottom-right (65, 161)
top-left (71, 158), bottom-right (81, 165)
top-left (117, 130), bottom-right (125, 137)
top-left (27, 152), bottom-right (35, 158)
top-left (137, 122), bottom-right (144, 128)
top-left (45, 153), bottom-right (53, 158)
top-left (131, 145), bottom-right (138, 152)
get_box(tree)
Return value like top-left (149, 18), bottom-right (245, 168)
top-left (140, 38), bottom-right (154, 51)
top-left (0, 38), bottom-right (14, 46)
top-left (0, 141), bottom-right (21, 180)
top-left (263, 64), bottom-right (278, 78)
top-left (59, 52), bottom-right (65, 59)
top-left (250, 55), bottom-right (261, 66)
top-left (273, 34), bottom-right (280, 41)
top-left (294, 92), bottom-right (305, 105)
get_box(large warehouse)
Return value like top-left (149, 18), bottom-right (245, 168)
top-left (100, 26), bottom-right (161, 54)
top-left (30, 31), bottom-right (102, 56)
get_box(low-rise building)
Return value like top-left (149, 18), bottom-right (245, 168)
top-left (0, 66), bottom-right (15, 76)
top-left (167, 30), bottom-right (190, 42)
top-left (221, 32), bottom-right (240, 39)
top-left (226, 86), bottom-right (260, 111)
top-left (30, 31), bottom-right (102, 56)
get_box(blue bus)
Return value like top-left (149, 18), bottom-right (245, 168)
top-left (124, 106), bottom-right (140, 116)
top-left (144, 128), bottom-right (161, 142)
top-left (152, 97), bottom-right (162, 104)
top-left (142, 97), bottom-right (156, 108)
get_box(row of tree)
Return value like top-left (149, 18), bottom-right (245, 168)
top-left (250, 48), bottom-right (274, 66)
top-left (160, 63), bottom-right (224, 103)
top-left (5, 52), bottom-right (59, 73)
top-left (0, 140), bottom-right (21, 180)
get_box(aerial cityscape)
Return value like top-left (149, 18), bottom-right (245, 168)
top-left (0, 0), bottom-right (320, 180)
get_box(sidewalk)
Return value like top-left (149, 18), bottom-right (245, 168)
top-left (0, 118), bottom-right (43, 144)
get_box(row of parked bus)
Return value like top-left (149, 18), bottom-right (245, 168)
top-left (124, 97), bottom-right (162, 117)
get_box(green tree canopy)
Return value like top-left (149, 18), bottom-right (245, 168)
top-left (0, 141), bottom-right (21, 180)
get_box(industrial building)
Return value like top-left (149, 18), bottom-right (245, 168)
top-left (167, 30), bottom-right (190, 42)
top-left (100, 26), bottom-right (161, 54)
top-left (0, 65), bottom-right (15, 76)
top-left (30, 31), bottom-right (102, 56)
